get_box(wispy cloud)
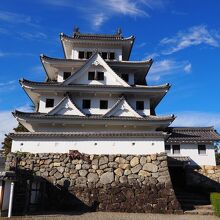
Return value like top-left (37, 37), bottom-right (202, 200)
top-left (39, 0), bottom-right (166, 28)
top-left (18, 32), bottom-right (47, 41)
top-left (30, 65), bottom-right (44, 75)
top-left (0, 80), bottom-right (17, 92)
top-left (171, 111), bottom-right (220, 130)
top-left (160, 25), bottom-right (220, 55)
top-left (148, 59), bottom-right (192, 81)
top-left (0, 10), bottom-right (38, 27)
top-left (0, 50), bottom-right (34, 58)
top-left (136, 42), bottom-right (147, 49)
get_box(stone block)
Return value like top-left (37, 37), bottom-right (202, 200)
top-left (100, 172), bottom-right (114, 184)
top-left (79, 170), bottom-right (88, 177)
top-left (138, 170), bottom-right (151, 177)
top-left (88, 173), bottom-right (99, 183)
top-left (54, 171), bottom-right (63, 180)
top-left (114, 168), bottom-right (123, 176)
top-left (115, 157), bottom-right (127, 164)
top-left (57, 166), bottom-right (65, 174)
top-left (124, 169), bottom-right (131, 176)
top-left (53, 162), bottom-right (61, 167)
top-left (130, 157), bottom-right (139, 167)
top-left (131, 164), bottom-right (142, 174)
top-left (99, 156), bottom-right (108, 166)
top-left (140, 157), bottom-right (147, 165)
top-left (143, 163), bottom-right (158, 173)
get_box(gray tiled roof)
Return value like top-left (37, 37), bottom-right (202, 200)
top-left (13, 110), bottom-right (175, 122)
top-left (10, 131), bottom-right (168, 138)
top-left (61, 33), bottom-right (134, 41)
top-left (20, 79), bottom-right (170, 90)
top-left (166, 127), bottom-right (220, 142)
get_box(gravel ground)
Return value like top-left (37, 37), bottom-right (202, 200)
top-left (4, 212), bottom-right (219, 220)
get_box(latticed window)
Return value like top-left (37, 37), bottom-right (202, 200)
top-left (121, 73), bottom-right (129, 82)
top-left (100, 100), bottom-right (108, 109)
top-left (97, 72), bottom-right (104, 80)
top-left (88, 72), bottom-right (95, 80)
top-left (45, 99), bottom-right (54, 108)
top-left (101, 52), bottom-right (108, 59)
top-left (109, 52), bottom-right (115, 60)
top-left (136, 101), bottom-right (144, 110)
top-left (86, 51), bottom-right (92, 59)
top-left (78, 51), bottom-right (85, 59)
top-left (63, 72), bottom-right (71, 80)
top-left (82, 99), bottom-right (91, 109)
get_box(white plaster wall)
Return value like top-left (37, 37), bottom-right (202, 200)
top-left (12, 138), bottom-right (165, 155)
top-left (73, 65), bottom-right (124, 86)
top-left (72, 47), bottom-right (122, 61)
top-left (39, 95), bottom-right (63, 113)
top-left (166, 143), bottom-right (216, 166)
top-left (129, 97), bottom-right (150, 116)
top-left (73, 95), bottom-right (117, 115)
top-left (38, 94), bottom-right (151, 116)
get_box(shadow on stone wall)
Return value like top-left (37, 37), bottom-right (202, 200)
top-left (12, 169), bottom-right (95, 215)
top-left (6, 152), bottom-right (182, 215)
top-left (185, 167), bottom-right (220, 193)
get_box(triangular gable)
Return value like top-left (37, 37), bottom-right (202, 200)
top-left (104, 96), bottom-right (142, 118)
top-left (48, 95), bottom-right (85, 116)
top-left (62, 52), bottom-right (130, 87)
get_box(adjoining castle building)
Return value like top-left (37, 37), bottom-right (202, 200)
top-left (10, 27), bottom-right (220, 166)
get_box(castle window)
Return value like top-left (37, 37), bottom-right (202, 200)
top-left (165, 145), bottom-right (171, 154)
top-left (88, 71), bottom-right (95, 80)
top-left (101, 52), bottom-right (108, 59)
top-left (100, 100), bottom-right (108, 109)
top-left (136, 101), bottom-right (144, 110)
top-left (198, 145), bottom-right (206, 155)
top-left (121, 73), bottom-right (129, 82)
top-left (78, 51), bottom-right (85, 59)
top-left (97, 72), bottom-right (104, 81)
top-left (63, 72), bottom-right (71, 80)
top-left (109, 52), bottom-right (115, 60)
top-left (45, 99), bottom-right (54, 108)
top-left (82, 99), bottom-right (91, 109)
top-left (86, 51), bottom-right (92, 59)
top-left (173, 145), bottom-right (180, 154)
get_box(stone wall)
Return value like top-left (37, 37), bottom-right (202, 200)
top-left (186, 165), bottom-right (220, 192)
top-left (6, 152), bottom-right (181, 214)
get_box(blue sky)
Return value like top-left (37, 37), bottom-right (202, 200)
top-left (1, 0), bottom-right (220, 144)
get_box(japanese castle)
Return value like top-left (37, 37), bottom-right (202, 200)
top-left (10, 27), bottom-right (220, 166)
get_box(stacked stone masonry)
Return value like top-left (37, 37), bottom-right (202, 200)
top-left (6, 152), bottom-right (182, 213)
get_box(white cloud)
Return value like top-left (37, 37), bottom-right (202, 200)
top-left (148, 59), bottom-right (192, 81)
top-left (0, 105), bottom-right (32, 147)
top-left (160, 25), bottom-right (220, 55)
top-left (93, 13), bottom-right (106, 28)
top-left (0, 110), bottom-right (18, 146)
top-left (184, 63), bottom-right (192, 73)
top-left (171, 111), bottom-right (220, 130)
